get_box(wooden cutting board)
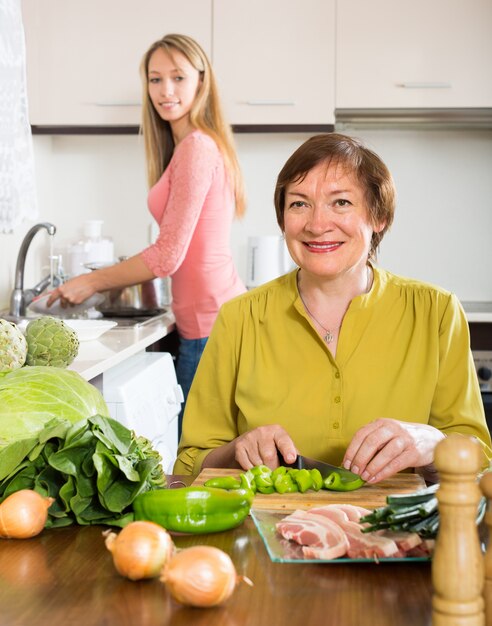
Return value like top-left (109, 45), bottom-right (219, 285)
top-left (193, 468), bottom-right (426, 511)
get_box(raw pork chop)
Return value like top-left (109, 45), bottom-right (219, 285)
top-left (276, 509), bottom-right (350, 559)
top-left (308, 505), bottom-right (400, 558)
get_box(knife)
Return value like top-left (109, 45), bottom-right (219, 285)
top-left (282, 454), bottom-right (362, 482)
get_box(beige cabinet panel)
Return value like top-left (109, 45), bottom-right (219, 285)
top-left (336, 0), bottom-right (492, 108)
top-left (213, 0), bottom-right (336, 125)
top-left (21, 0), bottom-right (212, 125)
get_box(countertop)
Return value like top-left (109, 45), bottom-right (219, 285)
top-left (463, 302), bottom-right (492, 323)
top-left (0, 475), bottom-right (433, 626)
top-left (69, 311), bottom-right (176, 381)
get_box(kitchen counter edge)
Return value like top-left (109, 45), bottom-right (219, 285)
top-left (68, 312), bottom-right (176, 381)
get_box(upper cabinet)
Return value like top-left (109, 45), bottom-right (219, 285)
top-left (21, 0), bottom-right (492, 129)
top-left (212, 0), bottom-right (336, 125)
top-left (336, 0), bottom-right (492, 109)
top-left (21, 0), bottom-right (335, 128)
top-left (21, 0), bottom-right (212, 126)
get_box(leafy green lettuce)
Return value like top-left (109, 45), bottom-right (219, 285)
top-left (0, 415), bottom-right (166, 528)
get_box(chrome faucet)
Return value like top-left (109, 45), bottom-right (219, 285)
top-left (9, 222), bottom-right (61, 318)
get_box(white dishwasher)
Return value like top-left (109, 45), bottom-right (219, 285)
top-left (102, 352), bottom-right (183, 474)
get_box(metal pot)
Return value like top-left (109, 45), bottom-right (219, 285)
top-left (85, 259), bottom-right (172, 317)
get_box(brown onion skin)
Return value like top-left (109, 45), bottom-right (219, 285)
top-left (161, 545), bottom-right (238, 608)
top-left (0, 489), bottom-right (54, 539)
top-left (104, 521), bottom-right (174, 581)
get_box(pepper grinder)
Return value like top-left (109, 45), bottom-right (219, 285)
top-left (432, 433), bottom-right (485, 626)
top-left (480, 471), bottom-right (492, 626)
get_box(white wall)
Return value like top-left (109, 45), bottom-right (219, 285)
top-left (1, 129), bottom-right (492, 311)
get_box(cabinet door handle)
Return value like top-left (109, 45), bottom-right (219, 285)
top-left (397, 82), bottom-right (452, 89)
top-left (246, 100), bottom-right (296, 106)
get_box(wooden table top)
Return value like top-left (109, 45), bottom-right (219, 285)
top-left (0, 476), bottom-right (433, 626)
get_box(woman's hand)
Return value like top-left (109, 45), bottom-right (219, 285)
top-left (47, 273), bottom-right (98, 307)
top-left (234, 425), bottom-right (298, 471)
top-left (342, 418), bottom-right (445, 484)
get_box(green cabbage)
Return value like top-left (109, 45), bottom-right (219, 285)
top-left (0, 366), bottom-right (109, 446)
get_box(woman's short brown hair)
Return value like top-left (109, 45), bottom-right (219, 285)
top-left (274, 133), bottom-right (396, 259)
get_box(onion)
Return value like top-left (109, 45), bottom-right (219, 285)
top-left (161, 545), bottom-right (253, 608)
top-left (104, 520), bottom-right (174, 580)
top-left (0, 489), bottom-right (54, 539)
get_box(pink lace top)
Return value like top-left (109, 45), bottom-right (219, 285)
top-left (141, 130), bottom-right (245, 339)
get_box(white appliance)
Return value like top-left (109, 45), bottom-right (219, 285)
top-left (102, 352), bottom-right (183, 473)
top-left (246, 235), bottom-right (296, 289)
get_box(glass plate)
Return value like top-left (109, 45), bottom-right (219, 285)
top-left (251, 509), bottom-right (431, 564)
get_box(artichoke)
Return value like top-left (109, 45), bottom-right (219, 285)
top-left (0, 319), bottom-right (28, 372)
top-left (25, 317), bottom-right (79, 368)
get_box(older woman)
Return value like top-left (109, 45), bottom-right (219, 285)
top-left (174, 133), bottom-right (491, 483)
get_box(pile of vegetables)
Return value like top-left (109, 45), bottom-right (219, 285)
top-left (104, 521), bottom-right (253, 607)
top-left (359, 483), bottom-right (487, 538)
top-left (0, 366), bottom-right (165, 528)
top-left (205, 463), bottom-right (364, 494)
top-left (0, 317), bottom-right (79, 372)
top-left (0, 414), bottom-right (166, 528)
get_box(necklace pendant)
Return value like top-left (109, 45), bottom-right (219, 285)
top-left (324, 330), bottom-right (334, 344)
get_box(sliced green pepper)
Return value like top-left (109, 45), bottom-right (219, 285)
top-left (204, 475), bottom-right (242, 490)
top-left (271, 465), bottom-right (287, 481)
top-left (240, 470), bottom-right (257, 494)
top-left (310, 468), bottom-right (323, 491)
top-left (133, 486), bottom-right (253, 533)
top-left (254, 472), bottom-right (274, 494)
top-left (323, 471), bottom-right (365, 492)
top-left (274, 473), bottom-right (299, 494)
top-left (294, 468), bottom-right (313, 493)
top-left (250, 464), bottom-right (272, 478)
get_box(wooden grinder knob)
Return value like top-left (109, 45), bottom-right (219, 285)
top-left (432, 433), bottom-right (485, 626)
top-left (480, 471), bottom-right (492, 626)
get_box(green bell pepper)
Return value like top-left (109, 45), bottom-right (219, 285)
top-left (132, 486), bottom-right (253, 533)
top-left (323, 471), bottom-right (365, 492)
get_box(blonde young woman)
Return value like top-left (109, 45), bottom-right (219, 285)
top-left (49, 34), bottom-right (247, 432)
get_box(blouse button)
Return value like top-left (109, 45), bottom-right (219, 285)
top-left (334, 396), bottom-right (341, 404)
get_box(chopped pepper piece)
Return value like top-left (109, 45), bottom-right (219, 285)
top-left (274, 473), bottom-right (299, 494)
top-left (204, 475), bottom-right (242, 490)
top-left (240, 470), bottom-right (257, 494)
top-left (254, 471), bottom-right (275, 494)
top-left (271, 465), bottom-right (287, 481)
top-left (310, 468), bottom-right (323, 491)
top-left (294, 468), bottom-right (313, 493)
top-left (323, 471), bottom-right (365, 492)
top-left (250, 465), bottom-right (272, 477)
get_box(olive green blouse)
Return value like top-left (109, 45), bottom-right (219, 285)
top-left (174, 265), bottom-right (492, 475)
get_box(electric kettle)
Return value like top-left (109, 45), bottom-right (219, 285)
top-left (246, 235), bottom-right (296, 289)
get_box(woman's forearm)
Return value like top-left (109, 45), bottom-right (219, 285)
top-left (91, 254), bottom-right (156, 291)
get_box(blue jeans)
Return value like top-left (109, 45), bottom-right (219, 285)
top-left (175, 336), bottom-right (208, 440)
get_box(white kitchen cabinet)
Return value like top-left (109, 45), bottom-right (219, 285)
top-left (336, 0), bottom-right (492, 109)
top-left (212, 0), bottom-right (336, 125)
top-left (21, 0), bottom-right (212, 126)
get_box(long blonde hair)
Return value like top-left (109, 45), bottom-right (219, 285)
top-left (140, 33), bottom-right (246, 218)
